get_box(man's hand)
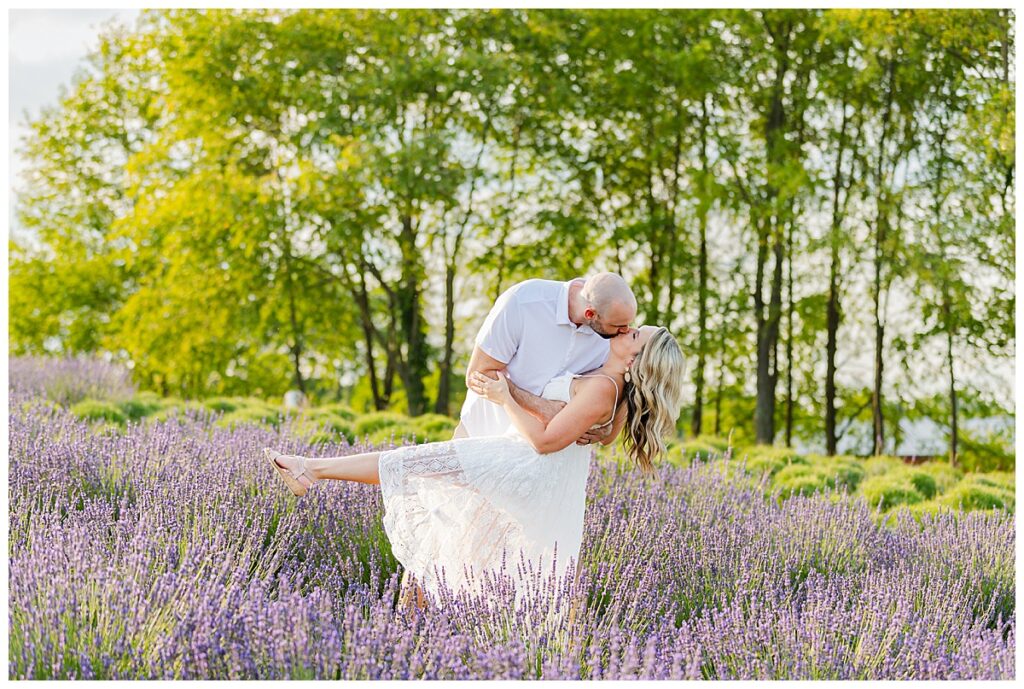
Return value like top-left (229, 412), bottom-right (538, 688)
top-left (576, 422), bottom-right (613, 446)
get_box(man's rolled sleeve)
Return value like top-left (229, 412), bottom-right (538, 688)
top-left (474, 287), bottom-right (523, 364)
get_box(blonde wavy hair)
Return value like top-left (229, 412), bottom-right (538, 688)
top-left (622, 327), bottom-right (686, 473)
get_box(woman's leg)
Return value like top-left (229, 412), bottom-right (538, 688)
top-left (271, 448), bottom-right (430, 607)
top-left (305, 451), bottom-right (382, 484)
top-left (270, 449), bottom-right (382, 488)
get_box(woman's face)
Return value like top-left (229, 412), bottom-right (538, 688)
top-left (610, 325), bottom-right (657, 368)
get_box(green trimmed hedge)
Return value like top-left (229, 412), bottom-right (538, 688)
top-left (70, 399), bottom-right (126, 425)
top-left (353, 412), bottom-right (408, 436)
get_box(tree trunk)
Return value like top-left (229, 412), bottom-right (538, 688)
top-left (825, 242), bottom-right (840, 455)
top-left (284, 259), bottom-right (306, 395)
top-left (691, 97), bottom-right (710, 438)
top-left (893, 385), bottom-right (903, 455)
top-left (346, 260), bottom-right (384, 409)
top-left (435, 256), bottom-right (457, 415)
top-left (784, 220), bottom-right (793, 448)
top-left (824, 102), bottom-right (850, 456)
top-left (871, 57), bottom-right (896, 457)
top-left (397, 214), bottom-right (428, 416)
top-left (645, 168), bottom-right (662, 324)
top-left (714, 310), bottom-right (726, 437)
top-left (946, 312), bottom-right (958, 466)
top-left (871, 229), bottom-right (886, 456)
top-left (931, 129), bottom-right (958, 468)
top-left (766, 226), bottom-right (785, 444)
top-left (665, 112), bottom-right (684, 325)
top-left (753, 210), bottom-right (773, 444)
top-left (754, 22), bottom-right (790, 445)
top-left (692, 213), bottom-right (708, 438)
top-left (436, 121), bottom-right (488, 415)
top-left (493, 120), bottom-right (521, 301)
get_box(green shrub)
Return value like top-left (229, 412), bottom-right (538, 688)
top-left (939, 476), bottom-right (1015, 512)
top-left (957, 432), bottom-right (1015, 473)
top-left (240, 396), bottom-right (271, 407)
top-left (694, 435), bottom-right (731, 452)
top-left (675, 435), bottom-right (731, 460)
top-left (354, 412), bottom-right (408, 436)
top-left (863, 455), bottom-right (904, 477)
top-left (215, 406), bottom-right (282, 429)
top-left (939, 484), bottom-right (1008, 512)
top-left (367, 425), bottom-right (418, 446)
top-left (904, 500), bottom-right (956, 522)
top-left (294, 410), bottom-right (355, 443)
top-left (118, 396), bottom-right (163, 421)
top-left (204, 397), bottom-right (240, 413)
top-left (306, 431), bottom-right (348, 447)
top-left (409, 413), bottom-right (458, 441)
top-left (70, 399), bottom-right (126, 425)
top-left (902, 469), bottom-right (938, 499)
top-left (810, 455), bottom-right (866, 491)
top-left (916, 461), bottom-right (965, 494)
top-left (858, 474), bottom-right (924, 509)
top-left (737, 446), bottom-right (807, 478)
top-left (134, 390), bottom-right (164, 405)
top-left (663, 444), bottom-right (688, 467)
top-left (858, 459), bottom-right (937, 501)
top-left (774, 464), bottom-right (833, 498)
top-left (150, 401), bottom-right (206, 422)
top-left (679, 438), bottom-right (726, 461)
top-left (972, 471), bottom-right (1015, 492)
top-left (301, 409), bottom-right (353, 433)
top-left (318, 403), bottom-right (357, 421)
top-left (881, 500), bottom-right (957, 527)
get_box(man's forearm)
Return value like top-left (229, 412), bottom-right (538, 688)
top-left (507, 380), bottom-right (549, 419)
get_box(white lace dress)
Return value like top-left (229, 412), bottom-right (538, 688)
top-left (378, 372), bottom-right (614, 603)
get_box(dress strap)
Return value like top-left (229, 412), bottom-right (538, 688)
top-left (572, 373), bottom-right (619, 427)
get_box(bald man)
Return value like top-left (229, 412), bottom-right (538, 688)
top-left (457, 273), bottom-right (637, 446)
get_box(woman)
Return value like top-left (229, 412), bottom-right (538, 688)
top-left (264, 325), bottom-right (684, 607)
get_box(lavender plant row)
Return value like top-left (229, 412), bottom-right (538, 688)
top-left (8, 355), bottom-right (136, 406)
top-left (8, 397), bottom-right (1015, 679)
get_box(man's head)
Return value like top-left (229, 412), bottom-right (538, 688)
top-left (579, 272), bottom-right (637, 339)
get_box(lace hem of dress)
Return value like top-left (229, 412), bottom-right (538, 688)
top-left (378, 440), bottom-right (560, 599)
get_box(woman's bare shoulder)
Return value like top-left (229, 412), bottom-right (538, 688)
top-left (570, 374), bottom-right (619, 404)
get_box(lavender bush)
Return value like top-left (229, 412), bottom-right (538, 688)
top-left (8, 396), bottom-right (1015, 679)
top-left (9, 355), bottom-right (136, 406)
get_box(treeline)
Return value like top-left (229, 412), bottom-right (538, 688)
top-left (10, 9), bottom-right (1014, 461)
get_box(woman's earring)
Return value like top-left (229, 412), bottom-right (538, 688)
top-left (624, 369), bottom-right (632, 383)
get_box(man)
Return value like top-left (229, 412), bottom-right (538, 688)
top-left (459, 272), bottom-right (637, 446)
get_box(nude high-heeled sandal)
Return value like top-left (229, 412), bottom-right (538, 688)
top-left (264, 448), bottom-right (312, 497)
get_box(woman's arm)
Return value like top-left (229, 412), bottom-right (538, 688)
top-left (465, 349), bottom-right (566, 424)
top-left (471, 372), bottom-right (612, 454)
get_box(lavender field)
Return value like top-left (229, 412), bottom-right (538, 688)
top-left (8, 374), bottom-right (1016, 679)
